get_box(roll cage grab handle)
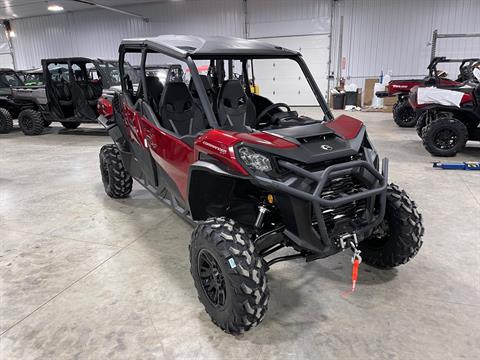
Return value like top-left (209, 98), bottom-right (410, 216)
top-left (118, 45), bottom-right (334, 129)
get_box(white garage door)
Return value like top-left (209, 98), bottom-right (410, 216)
top-left (252, 34), bottom-right (329, 106)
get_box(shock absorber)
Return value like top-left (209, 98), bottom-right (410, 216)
top-left (254, 204), bottom-right (269, 229)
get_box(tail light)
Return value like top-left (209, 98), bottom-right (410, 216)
top-left (97, 96), bottom-right (113, 118)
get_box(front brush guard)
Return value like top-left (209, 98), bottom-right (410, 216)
top-left (254, 158), bottom-right (389, 254)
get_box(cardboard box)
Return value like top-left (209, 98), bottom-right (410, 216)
top-left (383, 96), bottom-right (397, 106)
top-left (363, 78), bottom-right (377, 106)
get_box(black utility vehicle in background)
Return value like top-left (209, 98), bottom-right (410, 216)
top-left (0, 57), bottom-right (129, 135)
top-left (0, 68), bottom-right (31, 133)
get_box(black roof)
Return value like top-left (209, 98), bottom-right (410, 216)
top-left (41, 57), bottom-right (94, 64)
top-left (121, 35), bottom-right (299, 59)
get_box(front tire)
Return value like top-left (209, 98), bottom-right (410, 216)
top-left (99, 144), bottom-right (132, 198)
top-left (415, 112), bottom-right (427, 138)
top-left (359, 184), bottom-right (424, 269)
top-left (0, 107), bottom-right (13, 134)
top-left (18, 109), bottom-right (44, 135)
top-left (61, 122), bottom-right (80, 129)
top-left (422, 117), bottom-right (468, 157)
top-left (393, 99), bottom-right (416, 127)
top-left (393, 98), bottom-right (417, 127)
top-left (190, 218), bottom-right (269, 335)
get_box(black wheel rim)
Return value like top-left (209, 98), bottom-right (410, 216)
top-left (23, 116), bottom-right (33, 130)
top-left (400, 108), bottom-right (415, 123)
top-left (433, 129), bottom-right (457, 150)
top-left (367, 220), bottom-right (391, 249)
top-left (198, 249), bottom-right (227, 309)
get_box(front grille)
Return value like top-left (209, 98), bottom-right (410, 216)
top-left (318, 175), bottom-right (368, 234)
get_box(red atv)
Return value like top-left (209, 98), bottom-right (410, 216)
top-left (409, 80), bottom-right (480, 156)
top-left (376, 57), bottom-right (479, 127)
top-left (98, 35), bottom-right (424, 334)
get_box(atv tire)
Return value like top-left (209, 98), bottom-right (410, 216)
top-left (18, 109), bottom-right (44, 135)
top-left (415, 112), bottom-right (427, 138)
top-left (0, 107), bottom-right (13, 134)
top-left (422, 117), bottom-right (468, 157)
top-left (190, 217), bottom-right (269, 335)
top-left (99, 144), bottom-right (133, 198)
top-left (393, 99), bottom-right (416, 127)
top-left (359, 184), bottom-right (424, 269)
top-left (61, 122), bottom-right (80, 129)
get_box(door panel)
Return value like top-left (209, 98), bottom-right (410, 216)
top-left (122, 98), bottom-right (156, 186)
top-left (141, 119), bottom-right (195, 201)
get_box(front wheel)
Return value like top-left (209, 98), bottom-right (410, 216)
top-left (359, 184), bottom-right (424, 269)
top-left (393, 99), bottom-right (416, 127)
top-left (415, 112), bottom-right (427, 138)
top-left (422, 117), bottom-right (468, 157)
top-left (190, 218), bottom-right (269, 335)
top-left (99, 144), bottom-right (133, 198)
top-left (0, 107), bottom-right (13, 134)
top-left (18, 109), bottom-right (44, 135)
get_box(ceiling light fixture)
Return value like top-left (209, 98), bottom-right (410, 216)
top-left (47, 4), bottom-right (64, 12)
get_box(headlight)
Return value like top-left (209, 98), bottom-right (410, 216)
top-left (238, 146), bottom-right (272, 172)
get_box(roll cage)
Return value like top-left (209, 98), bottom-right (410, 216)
top-left (118, 36), bottom-right (334, 133)
top-left (427, 56), bottom-right (480, 83)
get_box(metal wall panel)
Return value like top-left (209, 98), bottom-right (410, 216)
top-left (11, 0), bottom-right (244, 69)
top-left (331, 0), bottom-right (480, 90)
top-left (247, 0), bottom-right (332, 38)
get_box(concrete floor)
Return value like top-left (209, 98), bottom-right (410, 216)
top-left (0, 111), bottom-right (479, 359)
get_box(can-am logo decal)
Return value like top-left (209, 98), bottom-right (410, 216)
top-left (321, 144), bottom-right (333, 151)
top-left (202, 141), bottom-right (227, 155)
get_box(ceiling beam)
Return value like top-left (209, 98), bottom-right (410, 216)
top-left (70, 0), bottom-right (149, 22)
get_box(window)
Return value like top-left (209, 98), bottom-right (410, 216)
top-left (48, 63), bottom-right (69, 82)
top-left (0, 73), bottom-right (22, 88)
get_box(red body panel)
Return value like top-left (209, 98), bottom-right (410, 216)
top-left (460, 93), bottom-right (474, 105)
top-left (97, 96), bottom-right (113, 118)
top-left (194, 130), bottom-right (297, 176)
top-left (387, 78), bottom-right (460, 96)
top-left (410, 87), bottom-right (474, 110)
top-left (141, 118), bottom-right (195, 200)
top-left (122, 103), bottom-right (144, 145)
top-left (325, 115), bottom-right (364, 139)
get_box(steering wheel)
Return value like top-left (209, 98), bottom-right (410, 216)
top-left (256, 103), bottom-right (291, 125)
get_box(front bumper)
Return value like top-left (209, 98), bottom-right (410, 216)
top-left (254, 158), bottom-right (389, 257)
top-left (375, 91), bottom-right (389, 98)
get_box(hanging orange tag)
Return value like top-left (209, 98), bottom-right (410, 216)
top-left (351, 258), bottom-right (360, 292)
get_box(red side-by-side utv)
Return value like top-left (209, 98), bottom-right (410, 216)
top-left (97, 35), bottom-right (424, 334)
top-left (376, 57), bottom-right (479, 127)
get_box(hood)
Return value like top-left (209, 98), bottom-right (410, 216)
top-left (243, 115), bottom-right (365, 164)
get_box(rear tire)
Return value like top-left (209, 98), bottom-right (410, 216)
top-left (99, 144), bottom-right (132, 198)
top-left (359, 184), bottom-right (424, 269)
top-left (18, 109), bottom-right (44, 135)
top-left (61, 122), bottom-right (80, 129)
top-left (422, 117), bottom-right (468, 157)
top-left (393, 99), bottom-right (416, 127)
top-left (0, 107), bottom-right (13, 134)
top-left (190, 218), bottom-right (269, 335)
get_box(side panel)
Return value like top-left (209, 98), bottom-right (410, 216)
top-left (121, 98), bottom-right (156, 186)
top-left (141, 119), bottom-right (195, 201)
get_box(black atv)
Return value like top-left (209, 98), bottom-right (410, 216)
top-left (98, 35), bottom-right (424, 335)
top-left (0, 68), bottom-right (34, 134)
top-left (9, 58), bottom-right (134, 136)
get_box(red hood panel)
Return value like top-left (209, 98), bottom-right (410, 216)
top-left (325, 115), bottom-right (364, 140)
